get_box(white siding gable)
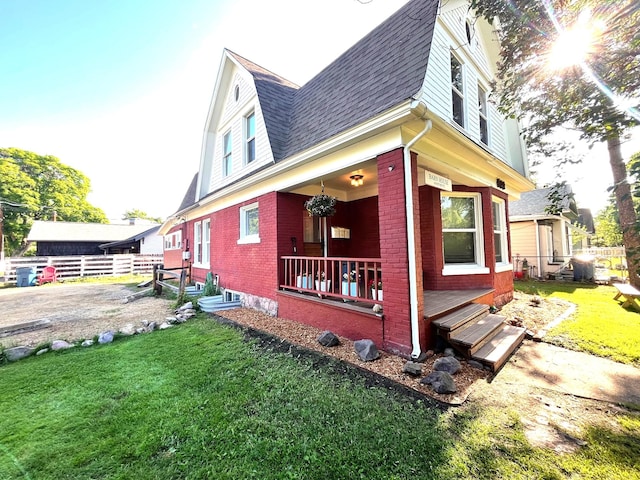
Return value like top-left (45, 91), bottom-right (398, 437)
top-left (198, 58), bottom-right (275, 200)
top-left (418, 5), bottom-right (516, 167)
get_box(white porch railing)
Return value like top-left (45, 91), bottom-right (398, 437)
top-left (281, 256), bottom-right (383, 304)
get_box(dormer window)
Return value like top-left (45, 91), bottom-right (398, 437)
top-left (245, 111), bottom-right (256, 163)
top-left (451, 54), bottom-right (464, 128)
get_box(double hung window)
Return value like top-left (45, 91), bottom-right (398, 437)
top-left (223, 131), bottom-right (232, 177)
top-left (245, 112), bottom-right (255, 163)
top-left (441, 192), bottom-right (488, 274)
top-left (451, 54), bottom-right (464, 128)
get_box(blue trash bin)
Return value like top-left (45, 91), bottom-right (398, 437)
top-left (16, 267), bottom-right (37, 287)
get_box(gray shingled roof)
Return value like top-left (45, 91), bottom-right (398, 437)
top-left (509, 185), bottom-right (577, 217)
top-left (227, 52), bottom-right (298, 162)
top-left (176, 173), bottom-right (198, 212)
top-left (233, 0), bottom-right (438, 161)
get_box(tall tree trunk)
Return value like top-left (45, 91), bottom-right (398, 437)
top-left (608, 135), bottom-right (640, 287)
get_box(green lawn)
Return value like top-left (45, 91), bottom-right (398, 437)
top-left (515, 281), bottom-right (640, 366)
top-left (1, 319), bottom-right (639, 479)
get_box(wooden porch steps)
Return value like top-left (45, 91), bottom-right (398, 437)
top-left (432, 303), bottom-right (489, 339)
top-left (428, 293), bottom-right (525, 372)
top-left (472, 325), bottom-right (526, 372)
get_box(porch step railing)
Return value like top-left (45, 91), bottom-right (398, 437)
top-left (281, 256), bottom-right (382, 305)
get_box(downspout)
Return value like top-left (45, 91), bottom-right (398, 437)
top-left (534, 219), bottom-right (541, 279)
top-left (403, 115), bottom-right (432, 359)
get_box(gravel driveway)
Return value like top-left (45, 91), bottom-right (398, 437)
top-left (0, 283), bottom-right (173, 347)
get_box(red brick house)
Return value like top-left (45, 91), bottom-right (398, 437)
top-left (160, 0), bottom-right (535, 368)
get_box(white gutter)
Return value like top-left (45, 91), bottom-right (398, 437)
top-left (403, 116), bottom-right (432, 359)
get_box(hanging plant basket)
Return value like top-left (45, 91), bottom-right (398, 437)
top-left (304, 194), bottom-right (337, 217)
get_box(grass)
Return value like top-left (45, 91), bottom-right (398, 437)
top-left (1, 318), bottom-right (639, 479)
top-left (515, 280), bottom-right (640, 366)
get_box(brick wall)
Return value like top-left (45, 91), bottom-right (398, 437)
top-left (419, 185), bottom-right (514, 305)
top-left (277, 292), bottom-right (384, 345)
top-left (377, 148), bottom-right (424, 356)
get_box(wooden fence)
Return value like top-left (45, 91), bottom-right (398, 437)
top-left (1, 254), bottom-right (163, 283)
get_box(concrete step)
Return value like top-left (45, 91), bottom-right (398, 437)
top-left (472, 324), bottom-right (526, 372)
top-left (432, 303), bottom-right (489, 338)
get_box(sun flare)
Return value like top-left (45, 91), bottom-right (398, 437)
top-left (547, 8), bottom-right (604, 70)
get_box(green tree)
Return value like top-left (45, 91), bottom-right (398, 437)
top-left (595, 151), bottom-right (640, 246)
top-left (0, 148), bottom-right (108, 255)
top-left (470, 0), bottom-right (640, 285)
top-left (122, 209), bottom-right (162, 224)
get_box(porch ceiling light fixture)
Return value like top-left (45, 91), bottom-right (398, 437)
top-left (350, 174), bottom-right (364, 187)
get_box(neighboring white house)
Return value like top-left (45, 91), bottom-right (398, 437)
top-left (509, 185), bottom-right (594, 279)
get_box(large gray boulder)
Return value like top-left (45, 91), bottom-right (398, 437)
top-left (402, 361), bottom-right (423, 376)
top-left (317, 331), bottom-right (340, 347)
top-left (433, 356), bottom-right (461, 374)
top-left (98, 331), bottom-right (115, 344)
top-left (51, 340), bottom-right (74, 351)
top-left (420, 371), bottom-right (457, 394)
top-left (354, 339), bottom-right (380, 362)
top-left (5, 346), bottom-right (35, 362)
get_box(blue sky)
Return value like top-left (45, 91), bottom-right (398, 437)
top-left (1, 0), bottom-right (637, 221)
top-left (0, 0), bottom-right (407, 221)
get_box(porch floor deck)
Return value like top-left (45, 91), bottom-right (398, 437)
top-left (280, 288), bottom-right (494, 319)
top-left (424, 289), bottom-right (494, 318)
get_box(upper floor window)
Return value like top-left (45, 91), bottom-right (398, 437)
top-left (223, 131), bottom-right (232, 177)
top-left (238, 202), bottom-right (260, 244)
top-left (451, 54), bottom-right (464, 128)
top-left (245, 112), bottom-right (256, 164)
top-left (478, 86), bottom-right (489, 145)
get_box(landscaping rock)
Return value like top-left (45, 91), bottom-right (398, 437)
top-left (119, 324), bottom-right (136, 336)
top-left (146, 321), bottom-right (157, 332)
top-left (317, 331), bottom-right (340, 347)
top-left (402, 361), bottom-right (423, 376)
top-left (5, 346), bottom-right (35, 361)
top-left (51, 340), bottom-right (74, 351)
top-left (444, 347), bottom-right (456, 357)
top-left (420, 371), bottom-right (457, 394)
top-left (433, 356), bottom-right (461, 374)
top-left (177, 302), bottom-right (193, 311)
top-left (36, 348), bottom-right (49, 356)
top-left (354, 339), bottom-right (380, 362)
top-left (158, 322), bottom-right (173, 330)
top-left (135, 328), bottom-right (146, 335)
top-left (81, 339), bottom-right (94, 347)
top-left (98, 331), bottom-right (115, 344)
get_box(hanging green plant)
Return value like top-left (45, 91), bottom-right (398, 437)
top-left (304, 193), bottom-right (337, 217)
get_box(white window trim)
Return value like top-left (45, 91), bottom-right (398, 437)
top-left (238, 202), bottom-right (260, 244)
top-left (193, 221), bottom-right (203, 266)
top-left (492, 196), bottom-right (509, 270)
top-left (202, 219), bottom-right (211, 266)
top-left (478, 84), bottom-right (489, 146)
top-left (223, 130), bottom-right (232, 177)
top-left (441, 192), bottom-right (487, 275)
top-left (164, 231), bottom-right (182, 250)
top-left (244, 111), bottom-right (256, 165)
top-left (450, 53), bottom-right (465, 128)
